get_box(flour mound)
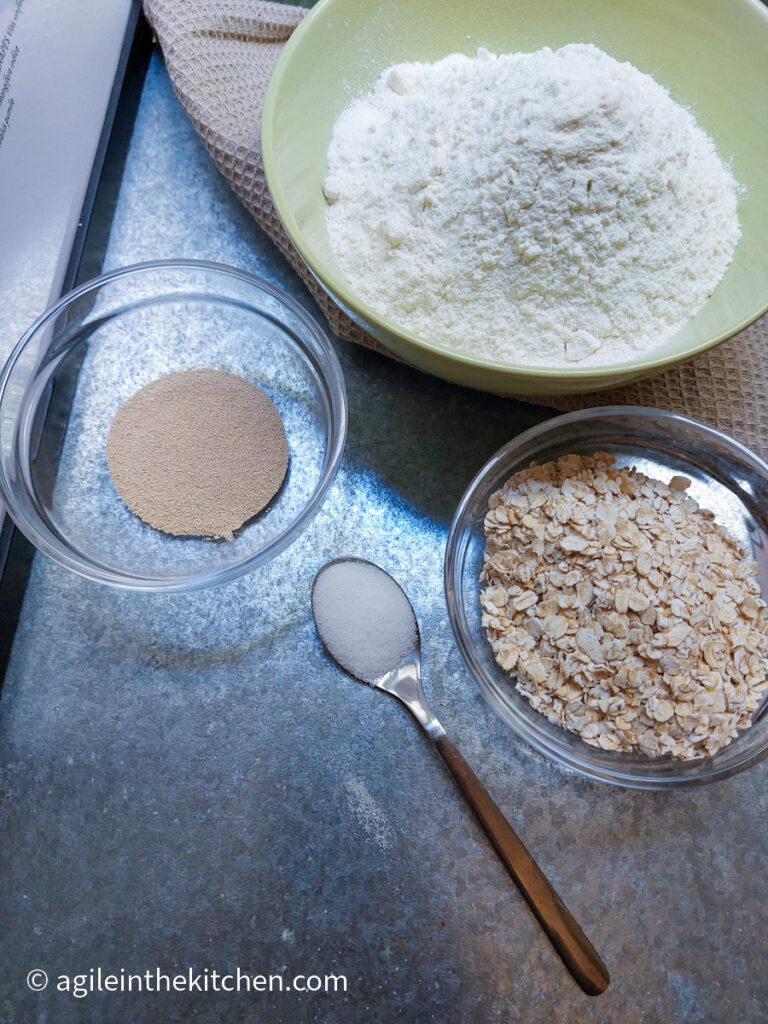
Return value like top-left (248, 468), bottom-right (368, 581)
top-left (324, 44), bottom-right (741, 367)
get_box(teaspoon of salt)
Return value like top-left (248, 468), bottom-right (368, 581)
top-left (311, 557), bottom-right (609, 997)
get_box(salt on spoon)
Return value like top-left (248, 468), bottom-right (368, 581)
top-left (311, 558), bottom-right (417, 682)
top-left (311, 557), bottom-right (609, 996)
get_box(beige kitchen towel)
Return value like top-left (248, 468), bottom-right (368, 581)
top-left (143, 0), bottom-right (768, 455)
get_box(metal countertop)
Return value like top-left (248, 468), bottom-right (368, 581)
top-left (0, 51), bottom-right (766, 1024)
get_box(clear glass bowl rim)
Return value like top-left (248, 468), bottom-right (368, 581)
top-left (0, 259), bottom-right (348, 593)
top-left (444, 405), bottom-right (768, 789)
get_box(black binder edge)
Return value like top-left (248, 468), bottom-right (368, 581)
top-left (0, 4), bottom-right (153, 678)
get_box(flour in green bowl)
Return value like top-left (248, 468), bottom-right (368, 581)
top-left (324, 44), bottom-right (740, 368)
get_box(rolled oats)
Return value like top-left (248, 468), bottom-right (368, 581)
top-left (481, 453), bottom-right (768, 760)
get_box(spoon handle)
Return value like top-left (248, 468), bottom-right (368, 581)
top-left (433, 731), bottom-right (610, 996)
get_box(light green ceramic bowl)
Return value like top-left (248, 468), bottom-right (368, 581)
top-left (263, 0), bottom-right (768, 396)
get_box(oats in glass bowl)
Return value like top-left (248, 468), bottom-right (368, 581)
top-left (480, 452), bottom-right (768, 760)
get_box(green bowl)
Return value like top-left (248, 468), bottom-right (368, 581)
top-left (263, 0), bottom-right (768, 396)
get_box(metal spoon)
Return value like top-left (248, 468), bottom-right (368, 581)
top-left (312, 556), bottom-right (609, 997)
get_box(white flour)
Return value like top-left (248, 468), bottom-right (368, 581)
top-left (324, 44), bottom-right (741, 367)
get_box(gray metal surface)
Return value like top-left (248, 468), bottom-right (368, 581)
top-left (0, 53), bottom-right (766, 1024)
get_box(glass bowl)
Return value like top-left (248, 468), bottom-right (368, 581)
top-left (0, 260), bottom-right (347, 592)
top-left (444, 407), bottom-right (768, 789)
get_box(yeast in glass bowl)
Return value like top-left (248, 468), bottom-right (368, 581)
top-left (0, 260), bottom-right (347, 592)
